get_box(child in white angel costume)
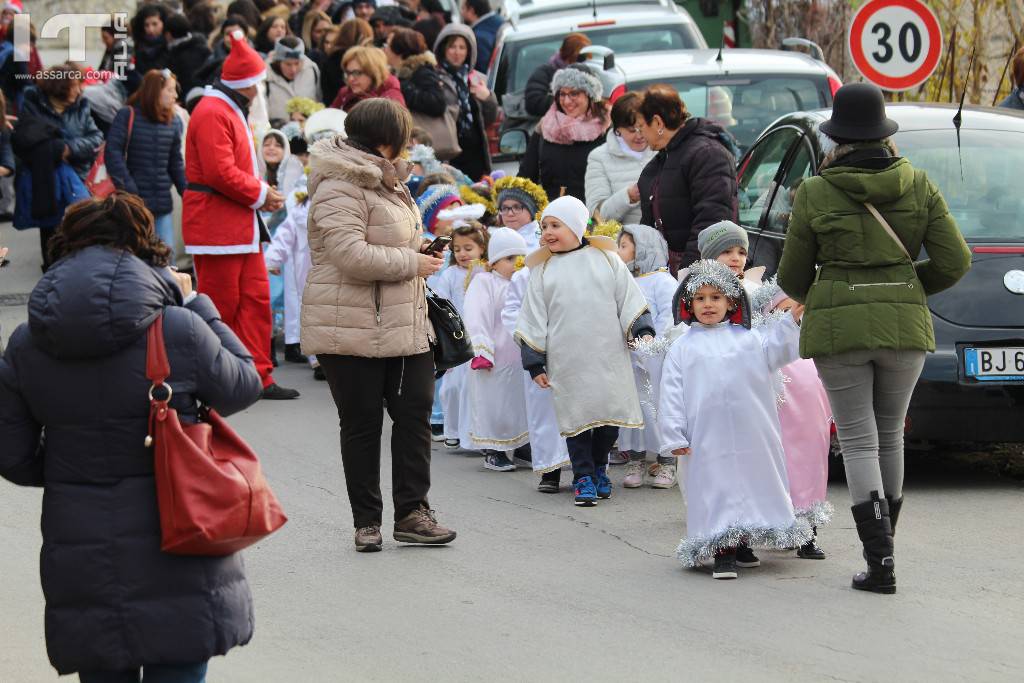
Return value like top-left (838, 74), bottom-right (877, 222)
top-left (515, 196), bottom-right (655, 507)
top-left (463, 228), bottom-right (531, 470)
top-left (658, 260), bottom-right (812, 579)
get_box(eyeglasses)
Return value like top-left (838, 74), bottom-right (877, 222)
top-left (344, 69), bottom-right (366, 79)
top-left (499, 204), bottom-right (527, 214)
top-left (558, 89), bottom-right (586, 100)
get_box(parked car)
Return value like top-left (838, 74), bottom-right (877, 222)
top-left (738, 103), bottom-right (1024, 443)
top-left (617, 47), bottom-right (841, 155)
top-left (490, 0), bottom-right (705, 158)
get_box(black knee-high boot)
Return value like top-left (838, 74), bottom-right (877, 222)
top-left (850, 490), bottom-right (896, 594)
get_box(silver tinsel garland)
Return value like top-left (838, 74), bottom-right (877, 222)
top-left (794, 500), bottom-right (835, 528)
top-left (677, 519), bottom-right (814, 567)
top-left (682, 260), bottom-right (742, 300)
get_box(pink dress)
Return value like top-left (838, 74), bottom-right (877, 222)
top-left (778, 358), bottom-right (833, 524)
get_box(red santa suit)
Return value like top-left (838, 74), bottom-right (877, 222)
top-left (183, 30), bottom-right (276, 387)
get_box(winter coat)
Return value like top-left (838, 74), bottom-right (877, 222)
top-left (524, 61), bottom-right (559, 118)
top-left (81, 78), bottom-right (128, 134)
top-left (11, 110), bottom-right (90, 229)
top-left (320, 49), bottom-right (346, 105)
top-left (776, 142), bottom-right (971, 359)
top-left (998, 87), bottom-right (1024, 110)
top-left (133, 35), bottom-right (169, 75)
top-left (519, 124), bottom-right (605, 202)
top-left (98, 37), bottom-right (132, 74)
top-left (258, 129), bottom-right (305, 197)
top-left (470, 12), bottom-right (504, 73)
top-left (302, 137), bottom-right (431, 358)
top-left (637, 117), bottom-right (737, 264)
top-left (585, 131), bottom-right (655, 224)
top-left (19, 86), bottom-right (103, 179)
top-left (0, 245), bottom-right (262, 675)
top-left (397, 52), bottom-right (448, 118)
top-left (264, 56), bottom-right (322, 125)
top-left (330, 74), bottom-right (406, 111)
top-left (105, 106), bottom-right (187, 217)
top-left (167, 33), bottom-right (213, 104)
top-left (183, 86), bottom-right (269, 254)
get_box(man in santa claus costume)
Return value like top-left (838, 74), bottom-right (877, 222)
top-left (183, 29), bottom-right (299, 399)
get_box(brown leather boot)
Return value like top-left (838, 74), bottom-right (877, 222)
top-left (393, 508), bottom-right (456, 545)
top-left (354, 525), bottom-right (382, 553)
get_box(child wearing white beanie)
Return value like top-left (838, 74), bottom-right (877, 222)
top-left (462, 228), bottom-right (532, 471)
top-left (514, 196), bottom-right (657, 505)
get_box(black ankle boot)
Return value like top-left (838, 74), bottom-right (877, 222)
top-left (797, 526), bottom-right (826, 560)
top-left (887, 495), bottom-right (903, 537)
top-left (850, 491), bottom-right (896, 594)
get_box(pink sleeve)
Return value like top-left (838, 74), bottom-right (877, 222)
top-left (463, 275), bottom-right (495, 364)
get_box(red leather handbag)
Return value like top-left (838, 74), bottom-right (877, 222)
top-left (145, 314), bottom-right (287, 555)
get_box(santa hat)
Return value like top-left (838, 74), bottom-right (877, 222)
top-left (540, 195), bottom-right (590, 242)
top-left (416, 184), bottom-right (462, 232)
top-left (221, 29), bottom-right (266, 89)
top-left (3, 0), bottom-right (22, 14)
top-left (673, 259), bottom-right (750, 328)
top-left (486, 227), bottom-right (528, 265)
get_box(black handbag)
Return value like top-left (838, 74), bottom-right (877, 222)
top-left (425, 284), bottom-right (473, 375)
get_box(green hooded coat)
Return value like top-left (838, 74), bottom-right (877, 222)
top-left (776, 143), bottom-right (971, 359)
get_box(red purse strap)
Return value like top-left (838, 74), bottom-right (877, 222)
top-left (146, 314), bottom-right (171, 388)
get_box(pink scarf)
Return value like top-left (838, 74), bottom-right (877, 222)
top-left (539, 106), bottom-right (610, 145)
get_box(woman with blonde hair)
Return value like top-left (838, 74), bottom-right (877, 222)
top-left (330, 45), bottom-right (406, 111)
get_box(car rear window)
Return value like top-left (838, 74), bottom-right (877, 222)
top-left (895, 129), bottom-right (1024, 241)
top-left (630, 76), bottom-right (830, 153)
top-left (500, 25), bottom-right (702, 95)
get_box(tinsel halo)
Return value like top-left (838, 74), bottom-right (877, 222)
top-left (286, 96), bottom-right (324, 117)
top-left (682, 259), bottom-right (743, 301)
top-left (493, 175), bottom-right (549, 221)
top-left (459, 184), bottom-right (495, 217)
top-left (589, 219), bottom-right (622, 240)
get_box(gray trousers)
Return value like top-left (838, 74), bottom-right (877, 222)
top-left (814, 349), bottom-right (926, 505)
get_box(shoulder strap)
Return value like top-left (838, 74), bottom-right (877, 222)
top-left (863, 202), bottom-right (912, 262)
top-left (124, 106), bottom-right (135, 165)
top-left (146, 314), bottom-right (170, 386)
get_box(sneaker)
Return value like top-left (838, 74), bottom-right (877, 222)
top-left (574, 476), bottom-right (598, 507)
top-left (313, 365), bottom-right (326, 381)
top-left (430, 424), bottom-right (445, 442)
top-left (513, 443), bottom-right (533, 467)
top-left (712, 550), bottom-right (738, 579)
top-left (623, 460), bottom-right (645, 488)
top-left (797, 536), bottom-right (827, 560)
top-left (444, 438), bottom-right (460, 449)
top-left (594, 466), bottom-right (612, 499)
top-left (284, 343), bottom-right (306, 363)
top-left (261, 383), bottom-right (300, 400)
top-left (735, 544), bottom-right (761, 568)
top-left (537, 469), bottom-right (560, 493)
top-left (393, 508), bottom-right (456, 545)
top-left (354, 525), bottom-right (382, 553)
top-left (607, 448), bottom-right (629, 466)
top-left (650, 461), bottom-right (677, 489)
top-left (483, 451), bottom-right (516, 472)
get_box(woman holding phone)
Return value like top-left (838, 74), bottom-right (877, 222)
top-left (432, 24), bottom-right (498, 182)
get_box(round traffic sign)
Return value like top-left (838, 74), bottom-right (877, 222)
top-left (848, 0), bottom-right (943, 91)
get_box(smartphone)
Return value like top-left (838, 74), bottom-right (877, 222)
top-left (427, 235), bottom-right (451, 254)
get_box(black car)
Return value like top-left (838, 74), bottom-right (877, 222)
top-left (737, 103), bottom-right (1024, 443)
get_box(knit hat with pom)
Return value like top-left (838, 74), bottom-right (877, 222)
top-left (416, 183), bottom-right (462, 232)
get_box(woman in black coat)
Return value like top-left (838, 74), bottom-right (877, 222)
top-left (0, 193), bottom-right (263, 681)
top-left (635, 83), bottom-right (737, 272)
top-left (519, 64), bottom-right (609, 202)
top-left (130, 4), bottom-right (170, 76)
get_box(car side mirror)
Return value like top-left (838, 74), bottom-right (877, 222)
top-left (500, 130), bottom-right (528, 157)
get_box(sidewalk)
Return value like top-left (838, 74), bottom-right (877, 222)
top-left (0, 222), bottom-right (41, 349)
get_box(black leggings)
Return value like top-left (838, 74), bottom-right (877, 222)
top-left (318, 352), bottom-right (435, 528)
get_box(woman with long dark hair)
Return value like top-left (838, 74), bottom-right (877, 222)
top-left (130, 4), bottom-right (170, 74)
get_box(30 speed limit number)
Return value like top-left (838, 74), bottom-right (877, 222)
top-left (848, 0), bottom-right (943, 91)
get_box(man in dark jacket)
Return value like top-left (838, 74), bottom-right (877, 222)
top-left (164, 13), bottom-right (212, 104)
top-left (460, 0), bottom-right (504, 73)
top-left (638, 116), bottom-right (737, 271)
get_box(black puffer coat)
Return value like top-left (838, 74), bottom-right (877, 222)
top-left (0, 246), bottom-right (262, 675)
top-left (397, 52), bottom-right (448, 118)
top-left (524, 62), bottom-right (557, 117)
top-left (638, 117), bottom-right (738, 265)
top-left (519, 129), bottom-right (604, 202)
top-left (104, 106), bottom-right (186, 216)
top-left (19, 87), bottom-right (103, 179)
top-left (166, 33), bottom-right (213, 104)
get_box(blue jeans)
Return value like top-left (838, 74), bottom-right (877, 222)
top-left (153, 212), bottom-right (175, 262)
top-left (78, 661), bottom-right (208, 683)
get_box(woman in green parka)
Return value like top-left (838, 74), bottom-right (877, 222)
top-left (776, 83), bottom-right (971, 596)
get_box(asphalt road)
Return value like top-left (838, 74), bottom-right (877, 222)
top-left (2, 225), bottom-right (1023, 682)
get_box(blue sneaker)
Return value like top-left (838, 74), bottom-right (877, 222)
top-left (594, 466), bottom-right (612, 499)
top-left (574, 476), bottom-right (598, 507)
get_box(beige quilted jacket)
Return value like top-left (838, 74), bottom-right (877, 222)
top-left (300, 137), bottom-right (431, 358)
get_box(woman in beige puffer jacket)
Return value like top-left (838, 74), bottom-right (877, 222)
top-left (301, 98), bottom-right (457, 553)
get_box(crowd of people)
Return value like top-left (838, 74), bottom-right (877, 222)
top-left (0, 2), bottom-right (988, 680)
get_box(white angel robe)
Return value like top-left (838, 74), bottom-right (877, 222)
top-left (659, 316), bottom-right (812, 567)
top-left (517, 221), bottom-right (541, 251)
top-left (618, 268), bottom-right (678, 455)
top-left (502, 267), bottom-right (569, 473)
top-left (515, 237), bottom-right (648, 437)
top-left (463, 270), bottom-right (530, 450)
top-left (264, 191), bottom-right (311, 347)
top-left (432, 262), bottom-right (482, 444)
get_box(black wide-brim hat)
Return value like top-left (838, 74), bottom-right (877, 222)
top-left (820, 82), bottom-right (899, 141)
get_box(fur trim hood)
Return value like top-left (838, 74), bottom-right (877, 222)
top-left (309, 136), bottom-right (409, 191)
top-left (397, 51), bottom-right (437, 79)
top-left (433, 23), bottom-right (477, 69)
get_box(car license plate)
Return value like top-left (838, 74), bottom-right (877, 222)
top-left (963, 347), bottom-right (1024, 381)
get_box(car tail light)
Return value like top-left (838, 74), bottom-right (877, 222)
top-left (828, 75), bottom-right (843, 96)
top-left (608, 84), bottom-right (626, 103)
top-left (973, 246), bottom-right (1024, 254)
top-left (487, 119), bottom-right (502, 158)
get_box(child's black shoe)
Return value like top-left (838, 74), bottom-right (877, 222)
top-left (712, 550), bottom-right (738, 579)
top-left (537, 469), bottom-right (560, 493)
top-left (735, 543), bottom-right (761, 568)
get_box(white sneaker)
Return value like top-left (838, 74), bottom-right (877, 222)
top-left (651, 462), bottom-right (677, 489)
top-left (622, 460), bottom-right (645, 488)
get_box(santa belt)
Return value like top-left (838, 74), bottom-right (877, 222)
top-left (185, 182), bottom-right (271, 242)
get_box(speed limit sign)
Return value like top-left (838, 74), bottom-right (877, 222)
top-left (849, 0), bottom-right (943, 91)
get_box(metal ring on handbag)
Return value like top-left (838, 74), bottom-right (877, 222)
top-left (149, 383), bottom-right (173, 402)
top-left (453, 330), bottom-right (464, 340)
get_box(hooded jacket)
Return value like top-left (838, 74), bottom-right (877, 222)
top-left (432, 24), bottom-right (498, 167)
top-left (301, 137), bottom-right (432, 358)
top-left (0, 246), bottom-right (262, 675)
top-left (258, 128), bottom-right (306, 197)
top-left (621, 223), bottom-right (669, 277)
top-left (18, 86), bottom-right (103, 179)
top-left (104, 104), bottom-right (187, 216)
top-left (585, 130), bottom-right (655, 224)
top-left (776, 141), bottom-right (972, 359)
